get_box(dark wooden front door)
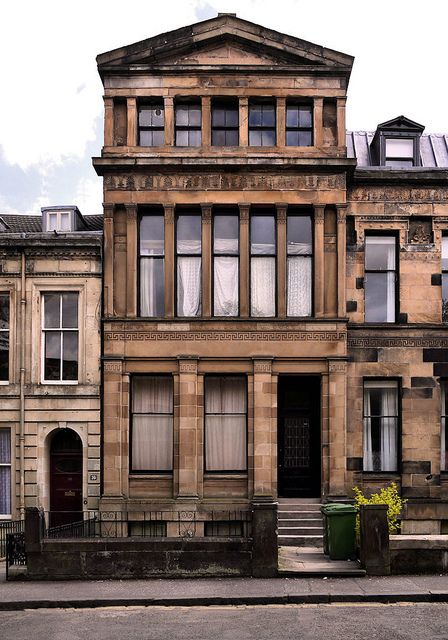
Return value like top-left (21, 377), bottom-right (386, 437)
top-left (278, 376), bottom-right (321, 498)
top-left (50, 429), bottom-right (83, 527)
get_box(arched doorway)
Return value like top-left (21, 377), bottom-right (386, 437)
top-left (50, 429), bottom-right (83, 527)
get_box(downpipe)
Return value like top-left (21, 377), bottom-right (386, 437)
top-left (19, 251), bottom-right (26, 517)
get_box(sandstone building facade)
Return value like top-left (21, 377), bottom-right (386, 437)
top-left (93, 14), bottom-right (448, 535)
top-left (0, 207), bottom-right (102, 523)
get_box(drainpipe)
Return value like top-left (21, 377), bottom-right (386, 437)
top-left (19, 250), bottom-right (26, 517)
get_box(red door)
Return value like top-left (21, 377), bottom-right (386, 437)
top-left (50, 429), bottom-right (82, 527)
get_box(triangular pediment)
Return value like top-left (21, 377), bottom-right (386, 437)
top-left (378, 115), bottom-right (425, 132)
top-left (97, 14), bottom-right (354, 72)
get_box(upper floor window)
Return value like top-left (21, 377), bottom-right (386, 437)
top-left (131, 376), bottom-right (173, 472)
top-left (140, 212), bottom-right (165, 317)
top-left (385, 138), bottom-right (414, 168)
top-left (138, 101), bottom-right (164, 146)
top-left (175, 101), bottom-right (201, 146)
top-left (213, 211), bottom-right (239, 316)
top-left (442, 237), bottom-right (448, 324)
top-left (286, 103), bottom-right (313, 147)
top-left (249, 101), bottom-right (276, 146)
top-left (177, 213), bottom-right (202, 316)
top-left (47, 211), bottom-right (71, 232)
top-left (205, 376), bottom-right (247, 472)
top-left (212, 99), bottom-right (239, 146)
top-left (42, 293), bottom-right (78, 382)
top-left (363, 380), bottom-right (399, 472)
top-left (250, 212), bottom-right (276, 316)
top-left (0, 294), bottom-right (9, 382)
top-left (365, 236), bottom-right (396, 323)
top-left (0, 429), bottom-right (11, 516)
top-left (441, 381), bottom-right (448, 472)
top-left (287, 214), bottom-right (312, 316)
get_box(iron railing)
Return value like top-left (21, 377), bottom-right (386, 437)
top-left (0, 520), bottom-right (24, 558)
top-left (5, 532), bottom-right (26, 580)
top-left (42, 510), bottom-right (252, 539)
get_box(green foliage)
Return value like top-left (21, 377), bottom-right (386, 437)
top-left (352, 482), bottom-right (407, 535)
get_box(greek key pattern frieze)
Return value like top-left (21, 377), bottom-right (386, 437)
top-left (104, 362), bottom-right (122, 373)
top-left (105, 330), bottom-right (346, 343)
top-left (253, 361), bottom-right (272, 373)
top-left (349, 336), bottom-right (448, 348)
top-left (329, 362), bottom-right (347, 373)
top-left (178, 361), bottom-right (198, 373)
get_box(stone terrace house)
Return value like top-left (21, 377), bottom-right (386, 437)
top-left (0, 207), bottom-right (102, 524)
top-left (93, 13), bottom-right (448, 536)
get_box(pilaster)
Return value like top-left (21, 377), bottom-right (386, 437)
top-left (164, 96), bottom-right (174, 146)
top-left (164, 204), bottom-right (175, 317)
top-left (276, 204), bottom-right (287, 318)
top-left (202, 96), bottom-right (211, 147)
top-left (239, 203), bottom-right (250, 317)
top-left (337, 98), bottom-right (346, 148)
top-left (177, 358), bottom-right (199, 500)
top-left (314, 205), bottom-right (325, 317)
top-left (125, 204), bottom-right (137, 318)
top-left (201, 204), bottom-right (212, 318)
top-left (328, 360), bottom-right (347, 496)
top-left (239, 97), bottom-right (249, 147)
top-left (103, 203), bottom-right (114, 317)
top-left (102, 361), bottom-right (124, 498)
top-left (276, 98), bottom-right (286, 147)
top-left (336, 204), bottom-right (347, 318)
top-left (104, 97), bottom-right (114, 147)
top-left (314, 98), bottom-right (323, 147)
top-left (126, 97), bottom-right (137, 147)
top-left (253, 358), bottom-right (274, 499)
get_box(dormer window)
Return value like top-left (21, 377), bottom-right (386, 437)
top-left (370, 116), bottom-right (424, 168)
top-left (47, 211), bottom-right (71, 232)
top-left (41, 206), bottom-right (83, 232)
top-left (385, 138), bottom-right (414, 168)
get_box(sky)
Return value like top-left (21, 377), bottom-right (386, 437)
top-left (0, 0), bottom-right (447, 216)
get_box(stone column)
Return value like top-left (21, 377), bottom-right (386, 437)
top-left (202, 96), bottom-right (211, 147)
top-left (313, 98), bottom-right (323, 147)
top-left (126, 97), bottom-right (137, 147)
top-left (276, 204), bottom-right (287, 318)
top-left (164, 96), bottom-right (175, 146)
top-left (103, 361), bottom-right (124, 498)
top-left (125, 203), bottom-right (137, 318)
top-left (239, 204), bottom-right (250, 317)
top-left (314, 205), bottom-right (325, 318)
top-left (336, 204), bottom-right (347, 318)
top-left (253, 359), bottom-right (274, 498)
top-left (103, 204), bottom-right (114, 317)
top-left (276, 98), bottom-right (286, 147)
top-left (177, 359), bottom-right (199, 501)
top-left (239, 97), bottom-right (249, 147)
top-left (201, 204), bottom-right (212, 318)
top-left (328, 360), bottom-right (347, 497)
top-left (104, 98), bottom-right (114, 147)
top-left (336, 98), bottom-right (346, 148)
top-left (164, 204), bottom-right (175, 318)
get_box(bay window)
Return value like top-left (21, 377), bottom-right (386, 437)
top-left (250, 212), bottom-right (276, 317)
top-left (365, 235), bottom-right (396, 322)
top-left (205, 376), bottom-right (247, 471)
top-left (177, 213), bottom-right (202, 317)
top-left (363, 380), bottom-right (399, 472)
top-left (131, 376), bottom-right (173, 472)
top-left (0, 429), bottom-right (11, 516)
top-left (287, 213), bottom-right (312, 316)
top-left (42, 293), bottom-right (78, 382)
top-left (140, 213), bottom-right (165, 317)
top-left (213, 211), bottom-right (239, 316)
top-left (0, 293), bottom-right (9, 382)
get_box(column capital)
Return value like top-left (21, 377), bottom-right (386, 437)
top-left (336, 204), bottom-right (347, 224)
top-left (239, 203), bottom-right (250, 222)
top-left (103, 203), bottom-right (115, 218)
top-left (276, 203), bottom-right (287, 224)
top-left (164, 96), bottom-right (174, 105)
top-left (124, 203), bottom-right (138, 219)
top-left (240, 96), bottom-right (249, 106)
top-left (163, 203), bottom-right (175, 224)
top-left (314, 204), bottom-right (325, 223)
top-left (201, 203), bottom-right (212, 224)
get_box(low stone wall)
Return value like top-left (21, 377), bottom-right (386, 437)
top-left (390, 535), bottom-right (448, 574)
top-left (26, 537), bottom-right (253, 580)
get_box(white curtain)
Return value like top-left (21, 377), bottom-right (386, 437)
top-left (132, 377), bottom-right (173, 471)
top-left (364, 381), bottom-right (397, 472)
top-left (363, 389), bottom-right (373, 471)
top-left (381, 387), bottom-right (398, 471)
top-left (251, 257), bottom-right (275, 316)
top-left (140, 259), bottom-right (156, 316)
top-left (442, 383), bottom-right (447, 471)
top-left (177, 257), bottom-right (201, 316)
top-left (205, 377), bottom-right (246, 471)
top-left (386, 272), bottom-right (395, 322)
top-left (287, 256), bottom-right (312, 316)
top-left (214, 257), bottom-right (238, 316)
top-left (214, 238), bottom-right (238, 254)
top-left (0, 429), bottom-right (11, 514)
top-left (366, 237), bottom-right (396, 322)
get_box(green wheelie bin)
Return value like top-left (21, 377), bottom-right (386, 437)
top-left (321, 503), bottom-right (357, 560)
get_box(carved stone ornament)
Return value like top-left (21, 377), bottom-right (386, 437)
top-left (328, 361), bottom-right (347, 373)
top-left (253, 360), bottom-right (272, 374)
top-left (105, 330), bottom-right (346, 343)
top-left (104, 361), bottom-right (122, 373)
top-left (409, 220), bottom-right (432, 244)
top-left (314, 206), bottom-right (325, 223)
top-left (178, 360), bottom-right (198, 373)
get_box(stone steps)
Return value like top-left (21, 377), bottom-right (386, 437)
top-left (278, 497), bottom-right (324, 547)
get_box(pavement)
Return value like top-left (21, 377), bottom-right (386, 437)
top-left (1, 560), bottom-right (448, 610)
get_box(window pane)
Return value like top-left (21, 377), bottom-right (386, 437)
top-left (249, 105), bottom-right (262, 127)
top-left (62, 331), bottom-right (78, 380)
top-left (287, 256), bottom-right (312, 316)
top-left (188, 105), bottom-right (201, 127)
top-left (287, 216), bottom-right (312, 254)
top-left (365, 272), bottom-right (395, 322)
top-left (225, 108), bottom-right (238, 127)
top-left (60, 213), bottom-right (71, 231)
top-left (140, 258), bottom-right (164, 317)
top-left (44, 294), bottom-right (60, 328)
top-left (385, 138), bottom-right (414, 158)
top-left (214, 215), bottom-right (239, 254)
top-left (0, 429), bottom-right (11, 464)
top-left (261, 105), bottom-right (275, 127)
top-left (133, 376), bottom-right (173, 413)
top-left (251, 215), bottom-right (275, 254)
top-left (249, 130), bottom-right (262, 146)
top-left (0, 294), bottom-right (9, 328)
top-left (177, 257), bottom-right (201, 316)
top-left (0, 466), bottom-right (11, 514)
top-left (261, 129), bottom-right (276, 146)
top-left (286, 130), bottom-right (299, 146)
top-left (175, 130), bottom-right (188, 146)
top-left (206, 415), bottom-right (246, 470)
top-left (385, 159), bottom-right (414, 168)
top-left (177, 215), bottom-right (201, 253)
top-left (443, 275), bottom-right (448, 324)
top-left (298, 130), bottom-right (313, 146)
top-left (364, 382), bottom-right (398, 472)
top-left (0, 330), bottom-right (8, 381)
top-left (140, 216), bottom-right (165, 256)
top-left (139, 130), bottom-right (154, 146)
top-left (365, 236), bottom-right (396, 270)
top-left (442, 237), bottom-right (448, 269)
top-left (175, 105), bottom-right (189, 126)
top-left (212, 108), bottom-right (225, 127)
top-left (48, 213), bottom-right (57, 231)
top-left (286, 106), bottom-right (299, 128)
top-left (62, 293), bottom-right (78, 328)
top-left (205, 376), bottom-right (247, 413)
top-left (188, 129), bottom-right (201, 146)
top-left (152, 129), bottom-right (165, 146)
top-left (298, 106), bottom-right (312, 128)
top-left (214, 256), bottom-right (238, 316)
top-left (45, 331), bottom-right (61, 380)
top-left (225, 129), bottom-right (239, 146)
top-left (132, 415), bottom-right (173, 471)
top-left (212, 130), bottom-right (226, 146)
top-left (251, 257), bottom-right (275, 316)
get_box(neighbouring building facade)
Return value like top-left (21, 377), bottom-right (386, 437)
top-left (93, 14), bottom-right (448, 535)
top-left (0, 207), bottom-right (102, 524)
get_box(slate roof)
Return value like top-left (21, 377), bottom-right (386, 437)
top-left (0, 214), bottom-right (103, 233)
top-left (347, 132), bottom-right (448, 168)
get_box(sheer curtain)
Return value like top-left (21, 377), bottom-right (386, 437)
top-left (0, 429), bottom-right (11, 514)
top-left (205, 377), bottom-right (246, 471)
top-left (381, 386), bottom-right (398, 471)
top-left (287, 256), bottom-right (312, 316)
top-left (140, 259), bottom-right (156, 316)
top-left (132, 377), bottom-right (173, 471)
top-left (214, 257), bottom-right (238, 316)
top-left (363, 389), bottom-right (373, 471)
top-left (251, 258), bottom-right (275, 316)
top-left (177, 257), bottom-right (201, 317)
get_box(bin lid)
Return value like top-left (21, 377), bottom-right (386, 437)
top-left (321, 503), bottom-right (357, 515)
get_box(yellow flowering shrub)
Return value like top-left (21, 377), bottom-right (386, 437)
top-left (352, 482), bottom-right (406, 535)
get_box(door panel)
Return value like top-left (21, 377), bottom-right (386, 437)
top-left (50, 430), bottom-right (82, 527)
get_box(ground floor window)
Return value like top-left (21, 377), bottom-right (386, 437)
top-left (0, 428), bottom-right (11, 515)
top-left (363, 380), bottom-right (399, 472)
top-left (205, 376), bottom-right (247, 471)
top-left (131, 376), bottom-right (173, 472)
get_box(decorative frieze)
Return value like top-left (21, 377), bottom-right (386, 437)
top-left (329, 361), bottom-right (347, 373)
top-left (178, 360), bottom-right (198, 373)
top-left (104, 361), bottom-right (123, 373)
top-left (350, 187), bottom-right (448, 202)
top-left (253, 360), bottom-right (272, 373)
top-left (349, 337), bottom-right (448, 348)
top-left (105, 330), bottom-right (346, 342)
